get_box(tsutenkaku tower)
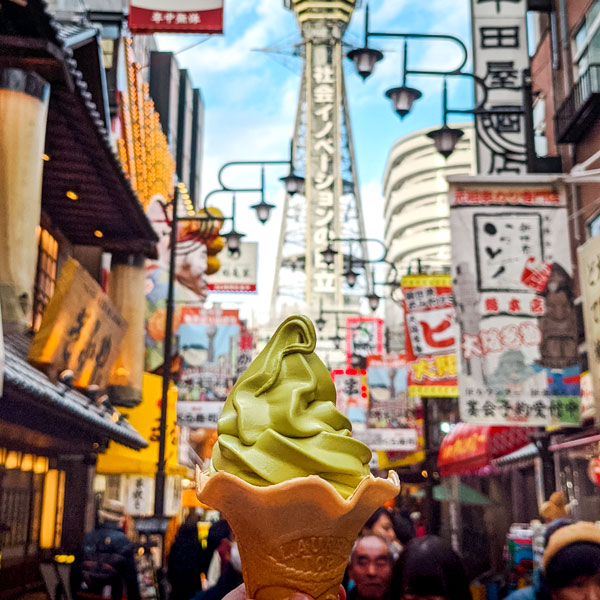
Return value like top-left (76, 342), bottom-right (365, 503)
top-left (270, 0), bottom-right (369, 347)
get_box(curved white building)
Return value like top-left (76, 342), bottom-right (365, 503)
top-left (383, 123), bottom-right (474, 273)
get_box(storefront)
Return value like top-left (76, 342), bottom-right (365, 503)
top-left (0, 1), bottom-right (158, 596)
top-left (550, 428), bottom-right (600, 521)
top-left (437, 424), bottom-right (534, 577)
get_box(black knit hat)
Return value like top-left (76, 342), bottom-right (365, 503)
top-left (545, 542), bottom-right (600, 590)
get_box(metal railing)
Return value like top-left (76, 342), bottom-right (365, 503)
top-left (556, 63), bottom-right (600, 142)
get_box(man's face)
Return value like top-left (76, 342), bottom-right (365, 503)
top-left (552, 574), bottom-right (600, 600)
top-left (349, 536), bottom-right (392, 600)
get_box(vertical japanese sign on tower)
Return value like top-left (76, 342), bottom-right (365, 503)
top-left (471, 0), bottom-right (528, 174)
top-left (449, 177), bottom-right (580, 427)
top-left (289, 0), bottom-right (356, 317)
top-left (401, 274), bottom-right (459, 397)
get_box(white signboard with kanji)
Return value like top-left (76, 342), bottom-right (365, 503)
top-left (207, 242), bottom-right (258, 293)
top-left (353, 428), bottom-right (418, 452)
top-left (177, 401), bottom-right (224, 429)
top-left (449, 177), bottom-right (580, 427)
top-left (125, 475), bottom-right (154, 516)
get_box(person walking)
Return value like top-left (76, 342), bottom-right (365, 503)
top-left (71, 499), bottom-right (141, 600)
top-left (347, 535), bottom-right (394, 600)
top-left (168, 514), bottom-right (205, 600)
top-left (390, 536), bottom-right (472, 600)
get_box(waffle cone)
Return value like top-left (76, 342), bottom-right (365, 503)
top-left (196, 468), bottom-right (400, 600)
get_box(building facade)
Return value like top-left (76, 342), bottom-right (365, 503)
top-left (383, 123), bottom-right (475, 274)
top-left (382, 124), bottom-right (474, 352)
top-left (528, 0), bottom-right (600, 522)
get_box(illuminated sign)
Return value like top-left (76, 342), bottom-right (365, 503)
top-left (28, 258), bottom-right (127, 389)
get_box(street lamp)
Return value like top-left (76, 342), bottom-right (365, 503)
top-left (321, 243), bottom-right (338, 266)
top-left (155, 153), bottom-right (297, 517)
top-left (367, 291), bottom-right (380, 311)
top-left (385, 84), bottom-right (422, 119)
top-left (347, 5), bottom-right (539, 167)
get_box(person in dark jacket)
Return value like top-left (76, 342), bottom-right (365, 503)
top-left (168, 514), bottom-right (205, 600)
top-left (391, 536), bottom-right (471, 600)
top-left (71, 499), bottom-right (141, 600)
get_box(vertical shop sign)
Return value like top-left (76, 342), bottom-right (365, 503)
top-left (401, 275), bottom-right (459, 397)
top-left (346, 316), bottom-right (383, 368)
top-left (176, 307), bottom-right (240, 402)
top-left (450, 180), bottom-right (580, 426)
top-left (366, 354), bottom-right (411, 428)
top-left (471, 0), bottom-right (528, 174)
top-left (126, 476), bottom-right (154, 516)
top-left (578, 235), bottom-right (600, 423)
top-left (129, 0), bottom-right (224, 34)
top-left (332, 368), bottom-right (369, 431)
top-left (28, 258), bottom-right (128, 389)
top-left (364, 354), bottom-right (419, 453)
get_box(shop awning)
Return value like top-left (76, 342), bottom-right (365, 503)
top-left (2, 333), bottom-right (147, 450)
top-left (437, 423), bottom-right (533, 476)
top-left (412, 482), bottom-right (494, 506)
top-left (492, 442), bottom-right (539, 470)
top-left (0, 0), bottom-right (158, 258)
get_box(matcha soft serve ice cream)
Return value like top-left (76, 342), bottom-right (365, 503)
top-left (196, 315), bottom-right (399, 600)
top-left (211, 314), bottom-right (371, 499)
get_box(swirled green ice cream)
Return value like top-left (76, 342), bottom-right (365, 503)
top-left (211, 314), bottom-right (372, 499)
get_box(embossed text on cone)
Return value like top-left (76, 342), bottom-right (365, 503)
top-left (196, 468), bottom-right (399, 600)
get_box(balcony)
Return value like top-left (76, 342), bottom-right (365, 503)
top-left (556, 64), bottom-right (600, 143)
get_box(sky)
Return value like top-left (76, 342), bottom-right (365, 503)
top-left (157, 0), bottom-right (472, 325)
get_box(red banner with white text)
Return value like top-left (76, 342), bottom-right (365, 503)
top-left (129, 0), bottom-right (224, 34)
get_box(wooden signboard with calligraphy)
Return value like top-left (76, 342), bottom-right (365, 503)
top-left (28, 258), bottom-right (128, 389)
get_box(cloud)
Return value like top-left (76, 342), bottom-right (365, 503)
top-left (155, 0), bottom-right (472, 325)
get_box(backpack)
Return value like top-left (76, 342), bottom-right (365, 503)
top-left (78, 536), bottom-right (128, 600)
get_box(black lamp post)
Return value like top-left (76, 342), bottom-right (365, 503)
top-left (154, 154), bottom-right (300, 518)
top-left (348, 5), bottom-right (538, 167)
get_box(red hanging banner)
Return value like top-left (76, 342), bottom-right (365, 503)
top-left (129, 1), bottom-right (224, 34)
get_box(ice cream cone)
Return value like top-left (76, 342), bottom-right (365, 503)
top-left (196, 468), bottom-right (400, 600)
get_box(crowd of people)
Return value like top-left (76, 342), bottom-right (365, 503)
top-left (69, 500), bottom-right (600, 600)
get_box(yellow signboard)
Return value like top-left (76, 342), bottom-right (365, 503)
top-left (97, 372), bottom-right (185, 476)
top-left (28, 258), bottom-right (127, 388)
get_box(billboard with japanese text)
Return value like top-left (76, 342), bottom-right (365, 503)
top-left (332, 369), bottom-right (368, 431)
top-left (346, 316), bottom-right (384, 369)
top-left (129, 0), bottom-right (224, 34)
top-left (176, 307), bottom-right (240, 403)
top-left (365, 354), bottom-right (420, 454)
top-left (449, 180), bottom-right (580, 426)
top-left (401, 274), bottom-right (459, 397)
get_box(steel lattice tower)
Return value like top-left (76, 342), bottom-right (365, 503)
top-left (270, 0), bottom-right (369, 360)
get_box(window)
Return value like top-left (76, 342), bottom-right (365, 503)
top-left (31, 228), bottom-right (58, 332)
top-left (589, 211), bottom-right (600, 238)
top-left (573, 0), bottom-right (600, 79)
top-left (532, 95), bottom-right (548, 157)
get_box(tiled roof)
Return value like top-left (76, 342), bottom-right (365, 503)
top-left (3, 332), bottom-right (148, 450)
